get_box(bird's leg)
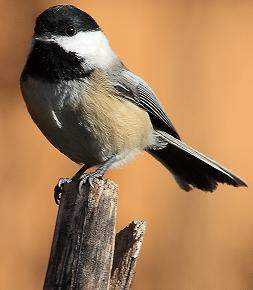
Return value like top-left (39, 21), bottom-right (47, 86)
top-left (54, 164), bottom-right (90, 205)
top-left (79, 156), bottom-right (117, 192)
top-left (72, 163), bottom-right (92, 180)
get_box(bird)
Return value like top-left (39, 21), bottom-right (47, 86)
top-left (20, 5), bottom-right (246, 204)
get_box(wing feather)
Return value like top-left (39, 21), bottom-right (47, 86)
top-left (113, 70), bottom-right (180, 139)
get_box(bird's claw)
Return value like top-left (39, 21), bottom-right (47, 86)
top-left (54, 178), bottom-right (71, 205)
top-left (78, 171), bottom-right (104, 192)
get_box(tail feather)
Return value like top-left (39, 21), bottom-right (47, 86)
top-left (148, 132), bottom-right (247, 192)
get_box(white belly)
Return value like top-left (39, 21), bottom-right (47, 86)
top-left (21, 76), bottom-right (154, 165)
top-left (21, 77), bottom-right (107, 164)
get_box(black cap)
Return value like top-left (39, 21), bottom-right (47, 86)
top-left (34, 5), bottom-right (100, 37)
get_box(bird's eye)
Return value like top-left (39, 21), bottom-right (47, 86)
top-left (65, 25), bottom-right (77, 36)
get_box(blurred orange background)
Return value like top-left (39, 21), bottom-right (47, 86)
top-left (0, 1), bottom-right (252, 289)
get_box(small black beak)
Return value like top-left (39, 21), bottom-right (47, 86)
top-left (34, 31), bottom-right (53, 42)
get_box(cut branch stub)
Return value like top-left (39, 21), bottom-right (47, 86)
top-left (43, 177), bottom-right (146, 290)
top-left (110, 221), bottom-right (146, 289)
top-left (44, 178), bottom-right (118, 290)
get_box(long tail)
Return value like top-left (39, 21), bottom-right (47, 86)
top-left (148, 132), bottom-right (247, 192)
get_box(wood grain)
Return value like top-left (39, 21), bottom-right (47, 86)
top-left (43, 178), bottom-right (146, 290)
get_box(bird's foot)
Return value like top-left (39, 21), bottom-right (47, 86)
top-left (78, 168), bottom-right (105, 192)
top-left (54, 178), bottom-right (71, 205)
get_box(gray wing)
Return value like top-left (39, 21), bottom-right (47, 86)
top-left (113, 70), bottom-right (180, 139)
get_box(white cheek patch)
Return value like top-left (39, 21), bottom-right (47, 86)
top-left (54, 30), bottom-right (117, 68)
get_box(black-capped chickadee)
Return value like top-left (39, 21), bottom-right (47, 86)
top-left (20, 5), bottom-right (246, 203)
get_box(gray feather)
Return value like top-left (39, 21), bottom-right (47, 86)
top-left (113, 70), bottom-right (180, 139)
top-left (149, 131), bottom-right (247, 191)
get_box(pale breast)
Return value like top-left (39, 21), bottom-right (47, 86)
top-left (21, 77), bottom-right (99, 164)
top-left (21, 74), bottom-right (154, 165)
top-left (78, 74), bottom-right (154, 160)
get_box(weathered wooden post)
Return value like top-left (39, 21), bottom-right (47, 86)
top-left (43, 178), bottom-right (146, 290)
